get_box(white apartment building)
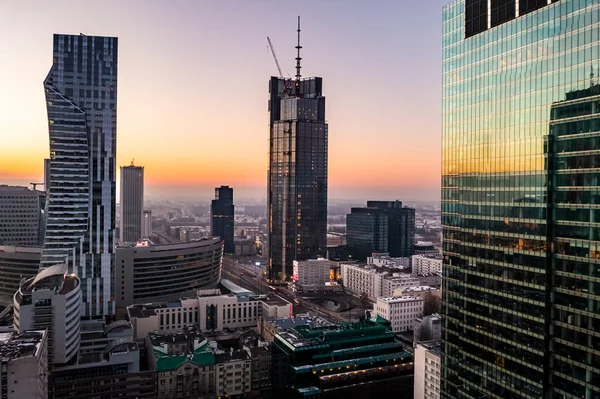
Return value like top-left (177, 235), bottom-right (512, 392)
top-left (293, 259), bottom-right (332, 292)
top-left (0, 330), bottom-right (48, 399)
top-left (412, 255), bottom-right (442, 275)
top-left (128, 289), bottom-right (292, 340)
top-left (374, 296), bottom-right (423, 333)
top-left (414, 314), bottom-right (442, 342)
top-left (381, 274), bottom-right (421, 298)
top-left (414, 341), bottom-right (441, 399)
top-left (215, 350), bottom-right (252, 397)
top-left (340, 263), bottom-right (387, 299)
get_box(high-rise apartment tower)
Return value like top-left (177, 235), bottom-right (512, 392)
top-left (42, 34), bottom-right (117, 317)
top-left (267, 18), bottom-right (328, 280)
top-left (442, 1), bottom-right (600, 398)
top-left (120, 163), bottom-right (144, 243)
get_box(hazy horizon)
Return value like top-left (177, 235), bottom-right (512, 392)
top-left (0, 1), bottom-right (446, 202)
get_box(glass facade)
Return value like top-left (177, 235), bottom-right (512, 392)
top-left (43, 34), bottom-right (118, 317)
top-left (268, 77), bottom-right (328, 280)
top-left (119, 165), bottom-right (144, 244)
top-left (211, 185), bottom-right (235, 253)
top-left (442, 1), bottom-right (600, 398)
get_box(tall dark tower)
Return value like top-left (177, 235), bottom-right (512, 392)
top-left (267, 17), bottom-right (328, 281)
top-left (211, 186), bottom-right (234, 254)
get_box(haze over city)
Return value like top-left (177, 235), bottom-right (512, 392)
top-left (0, 0), bottom-right (445, 202)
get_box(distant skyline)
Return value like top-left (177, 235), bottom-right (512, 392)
top-left (0, 0), bottom-right (446, 201)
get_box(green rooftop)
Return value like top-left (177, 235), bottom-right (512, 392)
top-left (154, 344), bottom-right (216, 372)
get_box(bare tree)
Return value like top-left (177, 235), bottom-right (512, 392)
top-left (423, 291), bottom-right (441, 316)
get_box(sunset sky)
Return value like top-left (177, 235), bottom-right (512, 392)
top-left (0, 0), bottom-right (445, 201)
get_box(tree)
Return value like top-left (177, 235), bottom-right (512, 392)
top-left (423, 291), bottom-right (441, 316)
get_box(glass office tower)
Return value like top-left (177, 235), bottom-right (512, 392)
top-left (211, 185), bottom-right (235, 253)
top-left (267, 76), bottom-right (328, 280)
top-left (442, 1), bottom-right (600, 398)
top-left (43, 34), bottom-right (118, 317)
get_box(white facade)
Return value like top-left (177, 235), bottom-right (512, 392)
top-left (412, 255), bottom-right (442, 275)
top-left (14, 264), bottom-right (81, 365)
top-left (340, 263), bottom-right (386, 300)
top-left (128, 290), bottom-right (292, 340)
top-left (414, 342), bottom-right (441, 399)
top-left (374, 296), bottom-right (423, 333)
top-left (381, 274), bottom-right (421, 298)
top-left (414, 314), bottom-right (442, 342)
top-left (367, 253), bottom-right (411, 269)
top-left (142, 210), bottom-right (152, 238)
top-left (215, 353), bottom-right (252, 397)
top-left (293, 259), bottom-right (332, 291)
top-left (0, 330), bottom-right (48, 399)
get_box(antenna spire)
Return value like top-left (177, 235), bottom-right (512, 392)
top-left (295, 16), bottom-right (302, 83)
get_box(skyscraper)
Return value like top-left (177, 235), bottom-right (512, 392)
top-left (211, 186), bottom-right (234, 253)
top-left (120, 163), bottom-right (144, 244)
top-left (267, 18), bottom-right (328, 280)
top-left (42, 34), bottom-right (118, 317)
top-left (442, 1), bottom-right (600, 398)
top-left (346, 201), bottom-right (415, 261)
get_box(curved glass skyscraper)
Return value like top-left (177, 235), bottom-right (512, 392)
top-left (442, 1), bottom-right (600, 397)
top-left (42, 34), bottom-right (118, 317)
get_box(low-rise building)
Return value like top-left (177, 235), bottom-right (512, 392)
top-left (368, 252), bottom-right (411, 269)
top-left (148, 326), bottom-right (216, 399)
top-left (340, 263), bottom-right (387, 299)
top-left (411, 255), bottom-right (442, 275)
top-left (127, 285), bottom-right (292, 340)
top-left (215, 348), bottom-right (252, 398)
top-left (413, 242), bottom-right (440, 258)
top-left (292, 259), bottom-right (333, 292)
top-left (414, 341), bottom-right (441, 399)
top-left (381, 274), bottom-right (421, 298)
top-left (374, 296), bottom-right (424, 333)
top-left (0, 330), bottom-right (48, 399)
top-left (417, 273), bottom-right (442, 288)
top-left (272, 316), bottom-right (414, 398)
top-left (256, 314), bottom-right (334, 343)
top-left (235, 238), bottom-right (257, 256)
top-left (413, 314), bottom-right (442, 343)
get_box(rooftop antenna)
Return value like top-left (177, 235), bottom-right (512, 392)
top-left (295, 16), bottom-right (302, 90)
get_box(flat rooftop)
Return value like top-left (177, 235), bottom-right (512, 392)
top-left (378, 296), bottom-right (424, 303)
top-left (0, 330), bottom-right (45, 361)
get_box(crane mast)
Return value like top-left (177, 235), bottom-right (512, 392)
top-left (267, 37), bottom-right (286, 78)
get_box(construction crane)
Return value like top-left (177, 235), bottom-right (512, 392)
top-left (266, 37), bottom-right (288, 79)
top-left (30, 183), bottom-right (44, 191)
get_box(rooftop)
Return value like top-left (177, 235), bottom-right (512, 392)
top-left (0, 330), bottom-right (45, 361)
top-left (418, 340), bottom-right (441, 358)
top-left (378, 296), bottom-right (424, 303)
top-left (268, 314), bottom-right (334, 331)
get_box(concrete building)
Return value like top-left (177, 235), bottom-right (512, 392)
top-left (414, 341), bottom-right (441, 399)
top-left (416, 273), bottom-right (442, 288)
top-left (381, 274), bottom-right (421, 298)
top-left (413, 241), bottom-right (439, 258)
top-left (411, 255), bottom-right (442, 275)
top-left (50, 320), bottom-right (156, 399)
top-left (257, 314), bottom-right (334, 344)
top-left (374, 296), bottom-right (423, 333)
top-left (292, 258), bottom-right (333, 292)
top-left (413, 314), bottom-right (442, 343)
top-left (215, 348), bottom-right (252, 398)
top-left (341, 263), bottom-right (420, 301)
top-left (0, 330), bottom-right (48, 399)
top-left (142, 210), bottom-right (152, 238)
top-left (0, 246), bottom-right (41, 307)
top-left (127, 287), bottom-right (292, 340)
top-left (43, 34), bottom-right (118, 317)
top-left (115, 238), bottom-right (223, 310)
top-left (120, 163), bottom-right (145, 244)
top-left (234, 238), bottom-right (257, 257)
top-left (0, 185), bottom-right (45, 247)
top-left (13, 264), bottom-right (81, 365)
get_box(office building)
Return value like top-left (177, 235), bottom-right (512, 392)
top-left (50, 320), bottom-right (156, 399)
top-left (340, 262), bottom-right (420, 300)
top-left (0, 246), bottom-right (41, 307)
top-left (13, 264), bottom-right (81, 364)
top-left (43, 34), bottom-right (118, 317)
top-left (115, 238), bottom-right (223, 309)
top-left (120, 163), bottom-right (144, 243)
top-left (414, 314), bottom-right (442, 343)
top-left (374, 296), bottom-right (423, 333)
top-left (442, 1), bottom-right (600, 397)
top-left (346, 201), bottom-right (415, 261)
top-left (271, 316), bottom-right (414, 398)
top-left (211, 185), bottom-right (235, 254)
top-left (0, 185), bottom-right (45, 247)
top-left (142, 210), bottom-right (152, 238)
top-left (127, 286), bottom-right (292, 340)
top-left (412, 255), bottom-right (442, 275)
top-left (267, 20), bottom-right (328, 281)
top-left (292, 258), bottom-right (333, 292)
top-left (414, 341), bottom-right (441, 399)
top-left (0, 330), bottom-right (48, 399)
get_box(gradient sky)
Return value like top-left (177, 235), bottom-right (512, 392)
top-left (0, 0), bottom-right (446, 201)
